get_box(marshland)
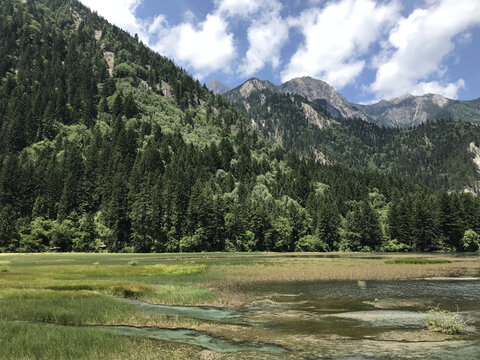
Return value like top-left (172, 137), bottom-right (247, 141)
top-left (0, 252), bottom-right (479, 359)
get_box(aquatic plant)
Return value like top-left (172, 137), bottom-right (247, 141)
top-left (426, 306), bottom-right (468, 335)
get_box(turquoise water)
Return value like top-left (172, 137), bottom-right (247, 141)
top-left (102, 325), bottom-right (287, 354)
top-left (121, 298), bottom-right (242, 321)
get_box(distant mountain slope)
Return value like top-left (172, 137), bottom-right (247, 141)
top-left (226, 79), bottom-right (480, 191)
top-left (351, 94), bottom-right (480, 128)
top-left (207, 79), bottom-right (231, 94)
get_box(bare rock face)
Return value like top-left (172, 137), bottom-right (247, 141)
top-left (103, 51), bottom-right (114, 77)
top-left (280, 77), bottom-right (368, 121)
top-left (207, 79), bottom-right (231, 95)
top-left (225, 78), bottom-right (277, 113)
top-left (301, 102), bottom-right (331, 129)
top-left (469, 142), bottom-right (480, 173)
top-left (238, 78), bottom-right (276, 98)
top-left (94, 30), bottom-right (103, 41)
top-left (161, 81), bottom-right (174, 99)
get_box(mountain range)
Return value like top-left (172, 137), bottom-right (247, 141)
top-left (224, 77), bottom-right (480, 191)
top-left (221, 77), bottom-right (480, 128)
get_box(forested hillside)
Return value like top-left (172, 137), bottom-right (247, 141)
top-left (226, 83), bottom-right (480, 191)
top-left (1, 0), bottom-right (480, 254)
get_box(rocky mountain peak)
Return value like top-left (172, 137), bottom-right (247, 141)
top-left (238, 78), bottom-right (276, 98)
top-left (207, 79), bottom-right (231, 94)
top-left (280, 77), bottom-right (367, 120)
top-left (280, 77), bottom-right (340, 101)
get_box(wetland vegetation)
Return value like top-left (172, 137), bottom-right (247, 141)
top-left (0, 252), bottom-right (479, 359)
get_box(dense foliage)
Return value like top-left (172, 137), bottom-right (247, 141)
top-left (1, 0), bottom-right (480, 253)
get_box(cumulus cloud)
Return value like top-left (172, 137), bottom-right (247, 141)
top-left (239, 16), bottom-right (289, 76)
top-left (233, 1), bottom-right (289, 77)
top-left (149, 14), bottom-right (236, 79)
top-left (79, 0), bottom-right (146, 39)
top-left (371, 0), bottom-right (480, 100)
top-left (281, 0), bottom-right (400, 89)
top-left (216, 0), bottom-right (266, 18)
top-left (410, 79), bottom-right (465, 99)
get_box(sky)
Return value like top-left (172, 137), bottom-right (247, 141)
top-left (79, 0), bottom-right (480, 104)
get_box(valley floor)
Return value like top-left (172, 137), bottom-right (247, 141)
top-left (0, 252), bottom-right (479, 359)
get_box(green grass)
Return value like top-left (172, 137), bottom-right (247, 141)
top-left (385, 258), bottom-right (452, 265)
top-left (0, 289), bottom-right (135, 325)
top-left (0, 322), bottom-right (127, 360)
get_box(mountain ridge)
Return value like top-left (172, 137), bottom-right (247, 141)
top-left (226, 77), bottom-right (480, 128)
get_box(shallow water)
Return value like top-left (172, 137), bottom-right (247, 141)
top-left (122, 298), bottom-right (242, 321)
top-left (102, 325), bottom-right (287, 353)
top-left (121, 279), bottom-right (480, 357)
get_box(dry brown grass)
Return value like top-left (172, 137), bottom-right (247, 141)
top-left (211, 257), bottom-right (477, 282)
top-left (204, 254), bottom-right (480, 305)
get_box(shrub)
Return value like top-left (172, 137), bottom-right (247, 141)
top-left (113, 63), bottom-right (136, 78)
top-left (462, 229), bottom-right (480, 252)
top-left (179, 228), bottom-right (206, 253)
top-left (0, 264), bottom-right (9, 272)
top-left (295, 235), bottom-right (329, 252)
top-left (426, 306), bottom-right (468, 335)
top-left (380, 238), bottom-right (411, 252)
top-left (121, 246), bottom-right (135, 253)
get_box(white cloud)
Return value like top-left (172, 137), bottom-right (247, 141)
top-left (371, 0), bottom-right (480, 100)
top-left (281, 0), bottom-right (400, 89)
top-left (150, 14), bottom-right (236, 79)
top-left (80, 0), bottom-right (236, 79)
top-left (411, 79), bottom-right (465, 99)
top-left (236, 1), bottom-right (289, 77)
top-left (216, 0), bottom-right (270, 18)
top-left (239, 16), bottom-right (289, 77)
top-left (79, 0), bottom-right (145, 39)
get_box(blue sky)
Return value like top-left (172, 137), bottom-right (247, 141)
top-left (80, 0), bottom-right (480, 103)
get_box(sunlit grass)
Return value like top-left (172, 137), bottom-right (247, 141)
top-left (0, 321), bottom-right (125, 360)
top-left (0, 322), bottom-right (200, 360)
top-left (0, 289), bottom-right (135, 325)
